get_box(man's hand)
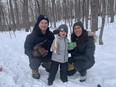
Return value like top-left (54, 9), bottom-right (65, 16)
top-left (33, 44), bottom-right (48, 57)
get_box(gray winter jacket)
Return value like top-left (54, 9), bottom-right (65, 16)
top-left (51, 35), bottom-right (69, 63)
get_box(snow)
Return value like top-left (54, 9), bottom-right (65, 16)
top-left (0, 19), bottom-right (116, 87)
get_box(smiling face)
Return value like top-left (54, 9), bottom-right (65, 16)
top-left (73, 25), bottom-right (83, 37)
top-left (59, 31), bottom-right (67, 38)
top-left (38, 20), bottom-right (49, 31)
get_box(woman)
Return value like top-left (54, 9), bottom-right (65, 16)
top-left (24, 15), bottom-right (54, 79)
top-left (69, 21), bottom-right (96, 82)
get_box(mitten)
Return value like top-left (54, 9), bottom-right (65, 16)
top-left (68, 42), bottom-right (76, 50)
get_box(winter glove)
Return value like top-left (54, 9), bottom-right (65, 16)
top-left (33, 44), bottom-right (48, 57)
top-left (68, 63), bottom-right (75, 71)
top-left (37, 47), bottom-right (48, 57)
top-left (33, 50), bottom-right (39, 57)
top-left (67, 63), bottom-right (76, 76)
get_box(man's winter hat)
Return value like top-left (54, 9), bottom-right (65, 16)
top-left (36, 15), bottom-right (49, 25)
top-left (58, 24), bottom-right (68, 33)
top-left (73, 21), bottom-right (84, 30)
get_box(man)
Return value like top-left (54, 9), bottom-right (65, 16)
top-left (24, 15), bottom-right (54, 79)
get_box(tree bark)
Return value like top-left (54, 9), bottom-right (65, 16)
top-left (99, 0), bottom-right (106, 45)
top-left (9, 0), bottom-right (16, 31)
top-left (91, 0), bottom-right (99, 32)
top-left (109, 0), bottom-right (114, 23)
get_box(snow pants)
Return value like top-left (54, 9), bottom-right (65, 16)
top-left (48, 61), bottom-right (68, 83)
top-left (29, 57), bottom-right (42, 70)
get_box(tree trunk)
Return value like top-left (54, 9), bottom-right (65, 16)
top-left (99, 0), bottom-right (106, 45)
top-left (52, 0), bottom-right (56, 28)
top-left (85, 0), bottom-right (89, 29)
top-left (63, 0), bottom-right (67, 24)
top-left (82, 0), bottom-right (85, 23)
top-left (76, 0), bottom-right (81, 21)
top-left (9, 0), bottom-right (16, 31)
top-left (41, 0), bottom-right (45, 14)
top-left (109, 0), bottom-right (114, 23)
top-left (22, 0), bottom-right (30, 32)
top-left (91, 0), bottom-right (99, 32)
top-left (14, 0), bottom-right (20, 30)
top-left (35, 0), bottom-right (40, 20)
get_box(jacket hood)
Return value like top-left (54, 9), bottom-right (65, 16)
top-left (88, 31), bottom-right (97, 43)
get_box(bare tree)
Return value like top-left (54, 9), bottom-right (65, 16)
top-left (91, 0), bottom-right (99, 32)
top-left (35, 0), bottom-right (40, 20)
top-left (75, 0), bottom-right (81, 21)
top-left (14, 0), bottom-right (20, 30)
top-left (63, 0), bottom-right (67, 24)
top-left (22, 0), bottom-right (30, 32)
top-left (28, 0), bottom-right (35, 26)
top-left (0, 0), bottom-right (115, 40)
top-left (99, 0), bottom-right (106, 45)
top-left (9, 0), bottom-right (16, 31)
top-left (115, 0), bottom-right (116, 14)
top-left (67, 0), bottom-right (73, 32)
top-left (82, 0), bottom-right (85, 23)
top-left (0, 1), bottom-right (3, 31)
top-left (41, 0), bottom-right (45, 14)
top-left (51, 0), bottom-right (56, 28)
top-left (109, 0), bottom-right (114, 23)
top-left (85, 0), bottom-right (89, 29)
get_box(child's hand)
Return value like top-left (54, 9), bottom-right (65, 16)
top-left (52, 45), bottom-right (58, 53)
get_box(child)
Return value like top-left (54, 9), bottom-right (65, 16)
top-left (48, 24), bottom-right (69, 86)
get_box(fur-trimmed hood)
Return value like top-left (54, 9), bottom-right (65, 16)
top-left (88, 31), bottom-right (98, 43)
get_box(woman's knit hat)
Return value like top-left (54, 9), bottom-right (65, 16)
top-left (73, 21), bottom-right (84, 30)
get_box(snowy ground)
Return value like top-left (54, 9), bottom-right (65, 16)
top-left (0, 20), bottom-right (116, 87)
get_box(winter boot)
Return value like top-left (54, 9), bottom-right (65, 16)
top-left (79, 70), bottom-right (87, 82)
top-left (42, 62), bottom-right (51, 72)
top-left (48, 81), bottom-right (53, 86)
top-left (80, 75), bottom-right (87, 82)
top-left (32, 70), bottom-right (40, 79)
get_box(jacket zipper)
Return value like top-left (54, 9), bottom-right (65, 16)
top-left (64, 38), bottom-right (66, 62)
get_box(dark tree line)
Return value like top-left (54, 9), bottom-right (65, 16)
top-left (0, 0), bottom-right (116, 44)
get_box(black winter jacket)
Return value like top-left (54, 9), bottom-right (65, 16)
top-left (69, 30), bottom-right (95, 69)
top-left (24, 25), bottom-right (54, 61)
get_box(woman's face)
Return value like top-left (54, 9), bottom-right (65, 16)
top-left (38, 20), bottom-right (48, 31)
top-left (74, 25), bottom-right (82, 37)
top-left (59, 31), bottom-right (67, 38)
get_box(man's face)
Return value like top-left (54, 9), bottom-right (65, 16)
top-left (38, 20), bottom-right (48, 31)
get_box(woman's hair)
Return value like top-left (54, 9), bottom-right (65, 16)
top-left (71, 30), bottom-right (88, 45)
top-left (71, 21), bottom-right (88, 44)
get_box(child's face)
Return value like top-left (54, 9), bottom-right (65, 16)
top-left (59, 31), bottom-right (67, 38)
